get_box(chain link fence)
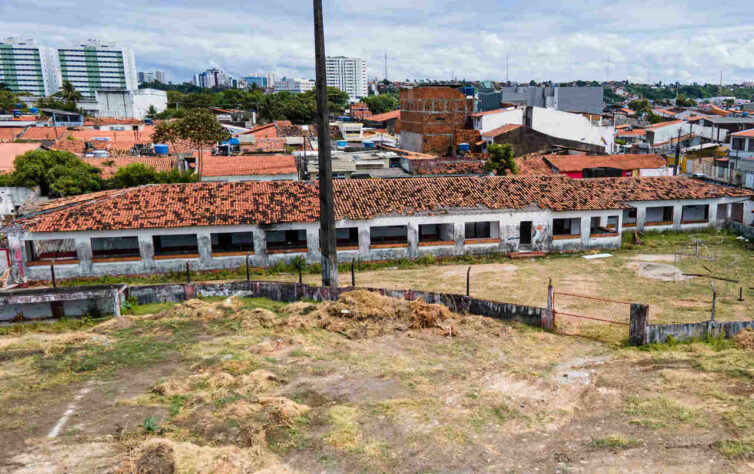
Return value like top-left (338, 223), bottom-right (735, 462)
top-left (553, 292), bottom-right (633, 344)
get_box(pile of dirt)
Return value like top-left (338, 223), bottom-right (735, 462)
top-left (734, 329), bottom-right (754, 351)
top-left (119, 437), bottom-right (283, 473)
top-left (280, 289), bottom-right (507, 339)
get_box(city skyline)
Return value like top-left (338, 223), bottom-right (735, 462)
top-left (2, 0), bottom-right (752, 86)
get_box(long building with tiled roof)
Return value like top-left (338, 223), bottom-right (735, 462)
top-left (3, 175), bottom-right (752, 280)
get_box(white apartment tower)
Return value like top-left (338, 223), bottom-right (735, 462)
top-left (326, 56), bottom-right (367, 101)
top-left (0, 37), bottom-right (60, 96)
top-left (57, 39), bottom-right (138, 97)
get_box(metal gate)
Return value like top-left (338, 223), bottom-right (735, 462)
top-left (553, 292), bottom-right (632, 343)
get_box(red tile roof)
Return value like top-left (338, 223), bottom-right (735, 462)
top-left (241, 137), bottom-right (288, 153)
top-left (201, 155), bottom-right (297, 177)
top-left (0, 143), bottom-right (40, 173)
top-left (616, 129), bottom-right (646, 137)
top-left (482, 124), bottom-right (522, 138)
top-left (545, 154), bottom-right (667, 172)
top-left (14, 176), bottom-right (752, 233)
top-left (21, 127), bottom-right (68, 141)
top-left (82, 156), bottom-right (177, 178)
top-left (236, 123), bottom-right (278, 138)
top-left (365, 110), bottom-right (400, 122)
top-left (514, 155), bottom-right (555, 175)
top-left (732, 129), bottom-right (754, 138)
top-left (470, 108), bottom-right (509, 118)
top-left (0, 127), bottom-right (24, 142)
top-left (646, 120), bottom-right (684, 130)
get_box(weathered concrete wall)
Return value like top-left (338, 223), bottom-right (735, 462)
top-left (647, 320), bottom-right (754, 344)
top-left (128, 281), bottom-right (545, 327)
top-left (729, 221), bottom-right (754, 240)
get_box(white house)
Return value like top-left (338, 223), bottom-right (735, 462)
top-left (94, 88), bottom-right (168, 120)
top-left (2, 176), bottom-right (751, 282)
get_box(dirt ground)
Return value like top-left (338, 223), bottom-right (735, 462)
top-left (259, 233), bottom-right (753, 325)
top-left (3, 293), bottom-right (754, 473)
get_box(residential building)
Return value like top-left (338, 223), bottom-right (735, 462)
top-left (93, 88), bottom-right (168, 120)
top-left (193, 68), bottom-right (230, 88)
top-left (363, 110), bottom-right (401, 135)
top-left (0, 37), bottom-right (60, 96)
top-left (244, 76), bottom-right (267, 88)
top-left (273, 77), bottom-right (315, 94)
top-left (400, 86), bottom-right (473, 154)
top-left (57, 39), bottom-right (137, 97)
top-left (4, 176), bottom-right (751, 281)
top-left (326, 56), bottom-right (368, 100)
top-left (731, 129), bottom-right (754, 159)
top-left (137, 71), bottom-right (166, 84)
top-left (543, 154), bottom-right (671, 178)
top-left (479, 86), bottom-right (604, 115)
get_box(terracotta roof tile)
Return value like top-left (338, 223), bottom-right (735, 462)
top-left (482, 124), bottom-right (522, 138)
top-left (14, 176), bottom-right (752, 233)
top-left (21, 127), bottom-right (68, 141)
top-left (646, 120), bottom-right (684, 130)
top-left (732, 128), bottom-right (754, 138)
top-left (201, 155), bottom-right (297, 177)
top-left (0, 143), bottom-right (40, 173)
top-left (545, 154), bottom-right (667, 172)
top-left (0, 127), bottom-right (25, 142)
top-left (241, 138), bottom-right (288, 153)
top-left (365, 110), bottom-right (400, 122)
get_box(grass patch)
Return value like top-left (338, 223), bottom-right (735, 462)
top-left (0, 317), bottom-right (106, 336)
top-left (326, 405), bottom-right (361, 450)
top-left (624, 395), bottom-right (701, 429)
top-left (124, 301), bottom-right (178, 316)
top-left (588, 434), bottom-right (641, 450)
top-left (716, 437), bottom-right (754, 459)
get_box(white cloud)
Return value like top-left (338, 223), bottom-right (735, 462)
top-left (2, 0), bottom-right (753, 84)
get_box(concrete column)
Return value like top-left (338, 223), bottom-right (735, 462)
top-left (306, 227), bottom-right (320, 263)
top-left (197, 232), bottom-right (212, 266)
top-left (708, 204), bottom-right (718, 227)
top-left (497, 221), bottom-right (506, 250)
top-left (138, 234), bottom-right (155, 271)
top-left (629, 303), bottom-right (649, 346)
top-left (673, 204), bottom-right (683, 230)
top-left (75, 236), bottom-right (93, 274)
top-left (636, 206), bottom-right (647, 232)
top-left (112, 289), bottom-right (121, 317)
top-left (407, 222), bottom-right (419, 258)
top-left (358, 225), bottom-right (370, 259)
top-left (580, 216), bottom-right (590, 248)
top-left (453, 222), bottom-right (465, 256)
top-left (7, 232), bottom-right (26, 282)
top-left (253, 228), bottom-right (267, 264)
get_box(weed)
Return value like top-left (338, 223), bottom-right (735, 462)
top-left (588, 434), bottom-right (641, 450)
top-left (624, 395), bottom-right (700, 429)
top-left (716, 437), bottom-right (754, 459)
top-left (143, 416), bottom-right (162, 434)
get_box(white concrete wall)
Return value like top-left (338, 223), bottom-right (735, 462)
top-left (131, 89), bottom-right (168, 120)
top-left (8, 196), bottom-right (748, 281)
top-left (473, 108), bottom-right (524, 133)
top-left (530, 107), bottom-right (614, 153)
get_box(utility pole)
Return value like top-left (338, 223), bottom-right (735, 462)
top-left (313, 0), bottom-right (338, 288)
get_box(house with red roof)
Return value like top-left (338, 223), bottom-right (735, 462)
top-left (199, 155), bottom-right (298, 182)
top-left (544, 154), bottom-right (670, 178)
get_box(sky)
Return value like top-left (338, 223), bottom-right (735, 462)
top-left (2, 0), bottom-right (753, 85)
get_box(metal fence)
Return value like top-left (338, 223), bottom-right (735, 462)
top-left (552, 291), bottom-right (633, 344)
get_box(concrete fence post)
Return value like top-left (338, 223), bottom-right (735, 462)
top-left (629, 303), bottom-right (649, 346)
top-left (112, 289), bottom-right (121, 318)
top-left (542, 279), bottom-right (554, 330)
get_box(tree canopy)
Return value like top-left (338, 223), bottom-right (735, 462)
top-left (108, 163), bottom-right (197, 188)
top-left (484, 144), bottom-right (518, 175)
top-left (364, 94), bottom-right (399, 114)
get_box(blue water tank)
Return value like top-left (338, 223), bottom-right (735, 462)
top-left (28, 107), bottom-right (38, 114)
top-left (458, 143), bottom-right (470, 152)
top-left (11, 109), bottom-right (21, 117)
top-left (144, 118), bottom-right (153, 125)
top-left (153, 144), bottom-right (169, 155)
top-left (229, 137), bottom-right (240, 146)
top-left (336, 140), bottom-right (348, 148)
top-left (362, 140), bottom-right (375, 148)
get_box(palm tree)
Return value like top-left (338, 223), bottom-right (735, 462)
top-left (56, 80), bottom-right (83, 105)
top-left (257, 94), bottom-right (279, 124)
top-left (146, 105), bottom-right (158, 119)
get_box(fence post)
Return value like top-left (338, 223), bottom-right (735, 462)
top-left (711, 290), bottom-right (716, 321)
top-left (629, 303), bottom-right (649, 346)
top-left (297, 259), bottom-right (303, 284)
top-left (542, 278), bottom-right (554, 331)
top-left (50, 259), bottom-right (57, 288)
top-left (351, 258), bottom-right (356, 287)
top-left (245, 253), bottom-right (251, 286)
top-left (739, 287), bottom-right (744, 302)
top-left (466, 266), bottom-right (471, 297)
top-left (185, 261), bottom-right (191, 283)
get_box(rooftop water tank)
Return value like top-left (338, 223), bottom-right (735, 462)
top-left (229, 137), bottom-right (240, 146)
top-left (153, 144), bottom-right (169, 155)
top-left (144, 118), bottom-right (153, 125)
top-left (336, 140), bottom-right (348, 148)
top-left (362, 140), bottom-right (375, 148)
top-left (93, 150), bottom-right (108, 158)
top-left (28, 107), bottom-right (38, 114)
top-left (458, 143), bottom-right (470, 152)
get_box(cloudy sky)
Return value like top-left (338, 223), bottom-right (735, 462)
top-left (3, 0), bottom-right (753, 85)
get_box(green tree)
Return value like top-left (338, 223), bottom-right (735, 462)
top-left (146, 105), bottom-right (158, 119)
top-left (0, 90), bottom-right (20, 113)
top-left (153, 110), bottom-right (229, 173)
top-left (57, 80), bottom-right (83, 104)
top-left (7, 149), bottom-right (103, 197)
top-left (484, 143), bottom-right (518, 175)
top-left (257, 94), bottom-right (281, 123)
top-left (107, 162), bottom-right (197, 188)
top-left (364, 93), bottom-right (399, 114)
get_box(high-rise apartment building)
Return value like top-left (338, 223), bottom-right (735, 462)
top-left (57, 39), bottom-right (137, 97)
top-left (193, 68), bottom-right (231, 88)
top-left (273, 77), bottom-right (315, 94)
top-left (326, 56), bottom-right (367, 101)
top-left (0, 37), bottom-right (60, 96)
top-left (138, 70), bottom-right (166, 84)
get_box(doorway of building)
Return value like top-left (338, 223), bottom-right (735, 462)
top-left (520, 221), bottom-right (532, 248)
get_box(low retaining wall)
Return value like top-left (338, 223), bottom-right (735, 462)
top-left (128, 280), bottom-right (545, 327)
top-left (647, 319), bottom-right (754, 344)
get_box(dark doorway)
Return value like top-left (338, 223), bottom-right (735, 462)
top-left (520, 221), bottom-right (532, 246)
top-left (51, 301), bottom-right (64, 318)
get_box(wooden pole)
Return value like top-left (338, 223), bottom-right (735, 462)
top-left (245, 253), bottom-right (251, 284)
top-left (50, 259), bottom-right (56, 288)
top-left (313, 0), bottom-right (338, 289)
top-left (185, 261), bottom-right (191, 283)
top-left (351, 258), bottom-right (356, 287)
top-left (466, 266), bottom-right (471, 297)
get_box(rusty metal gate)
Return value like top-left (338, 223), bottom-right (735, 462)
top-left (553, 292), bottom-right (632, 343)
